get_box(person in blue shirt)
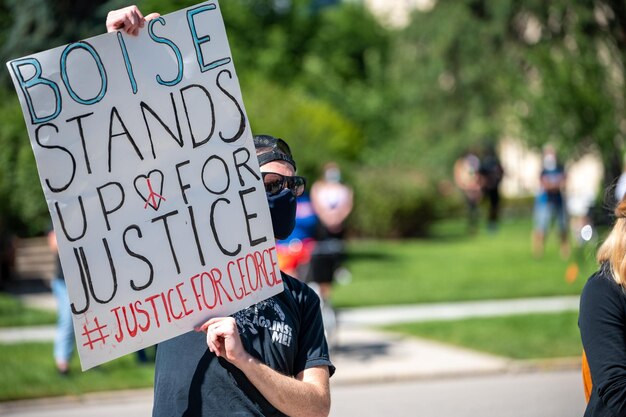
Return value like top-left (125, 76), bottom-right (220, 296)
top-left (532, 144), bottom-right (569, 258)
top-left (275, 193), bottom-right (319, 279)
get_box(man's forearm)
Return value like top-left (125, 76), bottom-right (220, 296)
top-left (236, 355), bottom-right (330, 417)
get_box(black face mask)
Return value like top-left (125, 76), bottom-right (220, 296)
top-left (267, 188), bottom-right (297, 240)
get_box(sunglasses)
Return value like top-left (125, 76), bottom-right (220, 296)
top-left (262, 172), bottom-right (306, 197)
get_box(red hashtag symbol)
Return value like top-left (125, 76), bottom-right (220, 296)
top-left (81, 317), bottom-right (109, 350)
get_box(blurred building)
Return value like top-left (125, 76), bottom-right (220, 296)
top-left (357, 0), bottom-right (435, 27)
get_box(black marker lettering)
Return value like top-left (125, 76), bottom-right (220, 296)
top-left (96, 182), bottom-right (125, 231)
top-left (140, 93), bottom-right (183, 159)
top-left (180, 84), bottom-right (215, 148)
top-left (210, 198), bottom-right (241, 256)
top-left (123, 225), bottom-right (154, 291)
top-left (54, 197), bottom-right (87, 242)
top-left (66, 113), bottom-right (94, 175)
top-left (216, 69), bottom-right (245, 143)
top-left (108, 106), bottom-right (144, 172)
top-left (152, 210), bottom-right (181, 274)
top-left (35, 123), bottom-right (76, 192)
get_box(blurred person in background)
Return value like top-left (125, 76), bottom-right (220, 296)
top-left (478, 144), bottom-right (504, 233)
top-left (532, 144), bottom-right (569, 258)
top-left (0, 219), bottom-right (15, 290)
top-left (311, 163), bottom-right (353, 241)
top-left (579, 194), bottom-right (626, 416)
top-left (454, 149), bottom-right (482, 234)
top-left (48, 229), bottom-right (73, 375)
top-left (310, 162), bottom-right (353, 302)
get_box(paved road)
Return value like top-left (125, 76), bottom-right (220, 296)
top-left (329, 369), bottom-right (585, 417)
top-left (1, 369), bottom-right (584, 417)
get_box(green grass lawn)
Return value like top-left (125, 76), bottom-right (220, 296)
top-left (383, 311), bottom-right (582, 360)
top-left (0, 293), bottom-right (56, 327)
top-left (333, 217), bottom-right (599, 308)
top-left (0, 343), bottom-right (155, 401)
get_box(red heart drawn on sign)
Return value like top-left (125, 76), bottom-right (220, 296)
top-left (134, 170), bottom-right (166, 211)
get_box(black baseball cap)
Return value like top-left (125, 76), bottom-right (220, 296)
top-left (253, 134), bottom-right (296, 170)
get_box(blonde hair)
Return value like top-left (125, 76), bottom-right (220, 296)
top-left (597, 198), bottom-right (626, 286)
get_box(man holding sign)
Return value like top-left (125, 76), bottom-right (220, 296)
top-left (107, 7), bottom-right (334, 417)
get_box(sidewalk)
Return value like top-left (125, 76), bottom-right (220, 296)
top-left (338, 295), bottom-right (580, 327)
top-left (334, 294), bottom-right (581, 383)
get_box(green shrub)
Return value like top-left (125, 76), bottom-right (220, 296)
top-left (0, 88), bottom-right (49, 236)
top-left (242, 76), bottom-right (363, 181)
top-left (349, 167), bottom-right (454, 238)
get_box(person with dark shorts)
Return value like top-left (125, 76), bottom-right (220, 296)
top-left (310, 163), bottom-right (353, 301)
top-left (532, 145), bottom-right (569, 258)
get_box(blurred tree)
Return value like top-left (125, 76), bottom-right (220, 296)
top-left (1, 0), bottom-right (114, 82)
top-left (140, 0), bottom-right (388, 147)
top-left (297, 2), bottom-right (391, 151)
top-left (510, 1), bottom-right (626, 187)
top-left (374, 1), bottom-right (521, 178)
top-left (141, 0), bottom-right (321, 82)
top-left (0, 0), bottom-right (119, 235)
top-left (387, 0), bottom-right (626, 186)
top-left (0, 89), bottom-right (48, 235)
top-left (242, 75), bottom-right (362, 181)
top-left (365, 0), bottom-right (626, 215)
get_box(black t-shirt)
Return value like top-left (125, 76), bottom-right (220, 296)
top-left (579, 265), bottom-right (626, 417)
top-left (153, 273), bottom-right (335, 417)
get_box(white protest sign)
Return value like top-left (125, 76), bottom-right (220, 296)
top-left (6, 1), bottom-right (284, 370)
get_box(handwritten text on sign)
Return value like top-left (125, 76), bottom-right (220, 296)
top-left (6, 2), bottom-right (283, 370)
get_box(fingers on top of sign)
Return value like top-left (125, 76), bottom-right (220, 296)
top-left (106, 5), bottom-right (161, 36)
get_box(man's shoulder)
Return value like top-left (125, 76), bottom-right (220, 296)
top-left (280, 272), bottom-right (320, 306)
top-left (281, 272), bottom-right (311, 294)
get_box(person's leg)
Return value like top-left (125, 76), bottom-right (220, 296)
top-left (533, 200), bottom-right (549, 258)
top-left (490, 189), bottom-right (500, 226)
top-left (136, 349), bottom-right (148, 363)
top-left (467, 195), bottom-right (480, 234)
top-left (51, 278), bottom-right (74, 374)
top-left (557, 204), bottom-right (570, 259)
